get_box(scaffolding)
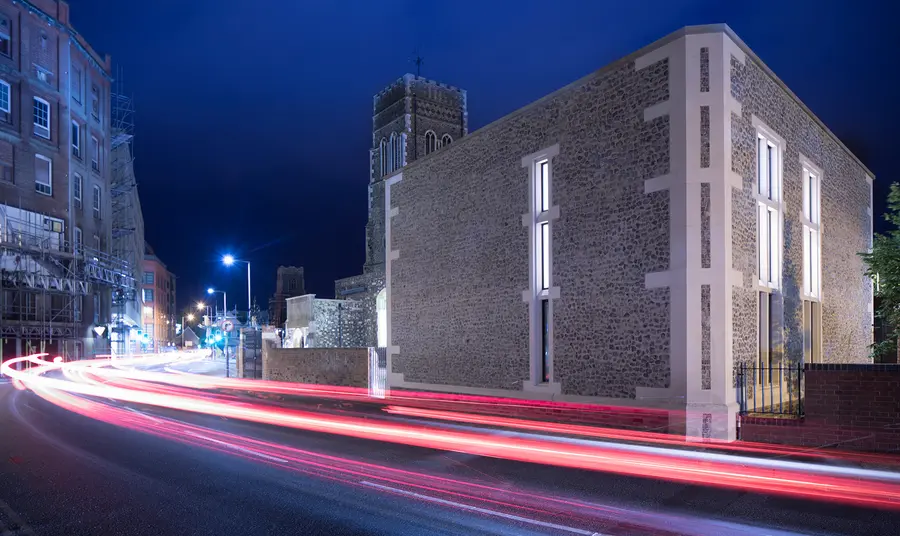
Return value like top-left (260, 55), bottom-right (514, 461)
top-left (109, 66), bottom-right (144, 355)
top-left (0, 199), bottom-right (135, 359)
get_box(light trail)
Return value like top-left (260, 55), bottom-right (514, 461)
top-left (4, 354), bottom-right (900, 511)
top-left (21, 383), bottom-right (808, 536)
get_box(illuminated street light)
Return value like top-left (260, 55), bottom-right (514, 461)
top-left (222, 254), bottom-right (252, 326)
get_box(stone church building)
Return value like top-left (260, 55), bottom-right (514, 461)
top-left (376, 24), bottom-right (874, 441)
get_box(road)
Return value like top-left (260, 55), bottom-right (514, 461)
top-left (2, 373), bottom-right (897, 536)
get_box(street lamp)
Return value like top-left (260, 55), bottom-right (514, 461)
top-left (223, 254), bottom-right (251, 326)
top-left (207, 287), bottom-right (229, 377)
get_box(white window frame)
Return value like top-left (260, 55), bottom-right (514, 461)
top-left (74, 227), bottom-right (82, 254)
top-left (71, 120), bottom-right (81, 158)
top-left (0, 79), bottom-right (9, 114)
top-left (91, 135), bottom-right (100, 172)
top-left (441, 134), bottom-right (453, 147)
top-left (522, 145), bottom-right (560, 388)
top-left (73, 172), bottom-right (83, 207)
top-left (34, 153), bottom-right (52, 196)
top-left (71, 66), bottom-right (82, 103)
top-left (379, 138), bottom-right (388, 177)
top-left (801, 157), bottom-right (822, 300)
top-left (388, 133), bottom-right (396, 172)
top-left (33, 96), bottom-right (50, 139)
top-left (753, 119), bottom-right (783, 290)
top-left (424, 130), bottom-right (436, 155)
top-left (92, 184), bottom-right (101, 220)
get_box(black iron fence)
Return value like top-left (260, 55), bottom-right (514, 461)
top-left (737, 363), bottom-right (804, 417)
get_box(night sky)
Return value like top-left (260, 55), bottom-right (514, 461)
top-left (68, 0), bottom-right (894, 313)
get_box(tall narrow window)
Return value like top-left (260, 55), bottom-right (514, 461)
top-left (388, 133), bottom-right (396, 172)
top-left (92, 184), bottom-right (101, 220)
top-left (0, 79), bottom-right (10, 122)
top-left (71, 121), bottom-right (81, 158)
top-left (34, 154), bottom-right (52, 196)
top-left (33, 97), bottom-right (50, 139)
top-left (802, 162), bottom-right (822, 363)
top-left (424, 131), bottom-right (436, 155)
top-left (528, 153), bottom-right (556, 384)
top-left (71, 66), bottom-right (82, 103)
top-left (91, 85), bottom-right (99, 120)
top-left (756, 132), bottom-right (781, 288)
top-left (74, 227), bottom-right (82, 254)
top-left (379, 138), bottom-right (388, 177)
top-left (0, 17), bottom-right (10, 57)
top-left (91, 136), bottom-right (100, 172)
top-left (73, 172), bottom-right (83, 209)
top-left (441, 134), bottom-right (453, 147)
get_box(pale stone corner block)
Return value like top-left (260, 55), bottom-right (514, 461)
top-left (731, 269), bottom-right (744, 287)
top-left (728, 171), bottom-right (743, 190)
top-left (521, 213), bottom-right (531, 227)
top-left (634, 47), bottom-right (669, 71)
top-left (643, 101), bottom-right (670, 122)
top-left (388, 250), bottom-right (400, 261)
top-left (520, 144), bottom-right (560, 168)
top-left (644, 174), bottom-right (671, 194)
top-left (548, 205), bottom-right (560, 220)
top-left (724, 38), bottom-right (746, 65)
top-left (521, 289), bottom-right (531, 303)
top-left (645, 271), bottom-right (671, 289)
top-left (727, 96), bottom-right (742, 118)
top-left (388, 345), bottom-right (400, 355)
top-left (549, 286), bottom-right (561, 300)
top-left (390, 207), bottom-right (399, 218)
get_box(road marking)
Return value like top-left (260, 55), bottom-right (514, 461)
top-left (359, 481), bottom-right (607, 536)
top-left (184, 431), bottom-right (289, 464)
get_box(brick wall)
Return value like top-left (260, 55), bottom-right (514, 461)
top-left (262, 342), bottom-right (368, 387)
top-left (741, 364), bottom-right (900, 452)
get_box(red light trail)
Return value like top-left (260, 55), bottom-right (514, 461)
top-left (4, 353), bottom-right (900, 512)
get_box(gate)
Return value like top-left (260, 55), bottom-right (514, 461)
top-left (368, 347), bottom-right (387, 398)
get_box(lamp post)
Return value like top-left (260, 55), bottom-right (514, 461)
top-left (207, 287), bottom-right (228, 377)
top-left (223, 254), bottom-right (251, 326)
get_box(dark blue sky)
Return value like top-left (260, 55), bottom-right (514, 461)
top-left (68, 0), bottom-right (894, 313)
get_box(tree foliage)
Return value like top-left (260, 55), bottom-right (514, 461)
top-left (861, 182), bottom-right (900, 358)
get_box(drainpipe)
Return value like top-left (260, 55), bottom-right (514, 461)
top-left (337, 303), bottom-right (343, 347)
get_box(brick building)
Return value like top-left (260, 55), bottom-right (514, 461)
top-left (0, 0), bottom-right (133, 362)
top-left (141, 242), bottom-right (175, 350)
top-left (382, 25), bottom-right (874, 441)
top-left (334, 73), bottom-right (467, 347)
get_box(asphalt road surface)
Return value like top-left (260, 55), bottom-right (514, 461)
top-left (1, 382), bottom-right (896, 536)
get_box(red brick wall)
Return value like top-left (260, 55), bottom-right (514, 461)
top-left (741, 364), bottom-right (900, 452)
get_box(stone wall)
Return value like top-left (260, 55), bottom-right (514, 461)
top-left (310, 299), bottom-right (367, 348)
top-left (730, 55), bottom-right (872, 369)
top-left (262, 342), bottom-right (369, 387)
top-left (389, 54), bottom-right (671, 398)
top-left (741, 364), bottom-right (900, 452)
top-left (335, 271), bottom-right (384, 348)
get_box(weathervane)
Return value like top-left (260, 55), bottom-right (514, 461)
top-left (413, 48), bottom-right (424, 77)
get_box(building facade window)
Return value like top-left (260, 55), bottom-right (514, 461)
top-left (91, 136), bottom-right (100, 172)
top-left (143, 289), bottom-right (154, 303)
top-left (0, 79), bottom-right (10, 121)
top-left (441, 134), bottom-right (452, 147)
top-left (143, 271), bottom-right (154, 285)
top-left (424, 130), bottom-right (436, 155)
top-left (754, 121), bottom-right (783, 378)
top-left (526, 150), bottom-right (557, 385)
top-left (0, 18), bottom-right (9, 57)
top-left (389, 133), bottom-right (397, 172)
top-left (0, 158), bottom-right (11, 183)
top-left (73, 172), bottom-right (82, 208)
top-left (72, 121), bottom-right (81, 158)
top-left (72, 66), bottom-right (82, 103)
top-left (93, 234), bottom-right (101, 252)
top-left (379, 138), bottom-right (388, 177)
top-left (34, 154), bottom-right (52, 196)
top-left (74, 227), bottom-right (82, 253)
top-left (33, 97), bottom-right (50, 139)
top-left (92, 184), bottom-right (101, 219)
top-left (802, 161), bottom-right (823, 363)
top-left (91, 85), bottom-right (99, 120)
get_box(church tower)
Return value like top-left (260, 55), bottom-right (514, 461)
top-left (335, 73), bottom-right (467, 348)
top-left (365, 74), bottom-right (468, 273)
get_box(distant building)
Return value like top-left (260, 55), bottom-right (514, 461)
top-left (334, 73), bottom-right (468, 347)
top-left (267, 266), bottom-right (305, 327)
top-left (381, 25), bottom-right (874, 441)
top-left (142, 242), bottom-right (175, 349)
top-left (0, 0), bottom-right (134, 361)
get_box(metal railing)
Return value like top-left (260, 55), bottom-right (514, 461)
top-left (737, 363), bottom-right (804, 417)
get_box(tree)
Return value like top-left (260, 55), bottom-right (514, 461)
top-left (861, 182), bottom-right (900, 358)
